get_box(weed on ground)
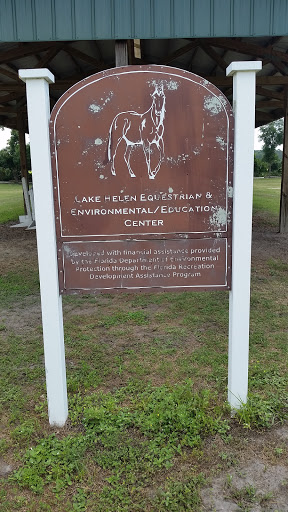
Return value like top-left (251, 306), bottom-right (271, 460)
top-left (0, 179), bottom-right (288, 511)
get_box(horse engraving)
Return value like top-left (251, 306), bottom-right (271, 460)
top-left (107, 84), bottom-right (166, 179)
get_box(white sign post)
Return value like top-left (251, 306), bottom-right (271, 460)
top-left (226, 61), bottom-right (262, 409)
top-left (19, 69), bottom-right (68, 426)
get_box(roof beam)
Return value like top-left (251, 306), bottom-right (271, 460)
top-left (200, 44), bottom-right (227, 72)
top-left (202, 38), bottom-right (288, 64)
top-left (256, 100), bottom-right (283, 108)
top-left (270, 57), bottom-right (288, 75)
top-left (206, 76), bottom-right (288, 86)
top-left (0, 66), bottom-right (21, 81)
top-left (35, 44), bottom-right (65, 68)
top-left (0, 105), bottom-right (17, 113)
top-left (0, 91), bottom-right (24, 103)
top-left (0, 114), bottom-right (16, 128)
top-left (159, 40), bottom-right (200, 65)
top-left (64, 45), bottom-right (104, 69)
top-left (0, 42), bottom-right (60, 64)
top-left (256, 111), bottom-right (279, 122)
top-left (256, 86), bottom-right (284, 100)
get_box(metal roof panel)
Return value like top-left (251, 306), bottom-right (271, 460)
top-left (93, 0), bottom-right (113, 40)
top-left (114, 0), bottom-right (133, 39)
top-left (193, 0), bottom-right (212, 38)
top-left (172, 0), bottom-right (192, 38)
top-left (0, 0), bottom-right (16, 42)
top-left (34, 0), bottom-right (54, 40)
top-left (0, 0), bottom-right (288, 42)
top-left (253, 0), bottom-right (272, 36)
top-left (153, 0), bottom-right (172, 39)
top-left (213, 0), bottom-right (232, 37)
top-left (14, 0), bottom-right (36, 42)
top-left (272, 0), bottom-right (288, 36)
top-left (54, 0), bottom-right (74, 40)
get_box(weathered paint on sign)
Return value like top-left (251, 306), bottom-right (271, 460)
top-left (50, 65), bottom-right (233, 293)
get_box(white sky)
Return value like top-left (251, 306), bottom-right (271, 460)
top-left (254, 128), bottom-right (262, 150)
top-left (0, 127), bottom-right (11, 149)
top-left (0, 127), bottom-right (30, 149)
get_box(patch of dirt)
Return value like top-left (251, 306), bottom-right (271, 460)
top-left (201, 423), bottom-right (288, 511)
top-left (201, 459), bottom-right (288, 511)
top-left (0, 459), bottom-right (13, 478)
top-left (1, 301), bottom-right (42, 333)
top-left (0, 221), bottom-right (37, 272)
top-left (252, 214), bottom-right (288, 263)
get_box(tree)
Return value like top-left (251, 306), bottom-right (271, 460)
top-left (258, 119), bottom-right (284, 174)
top-left (254, 154), bottom-right (268, 176)
top-left (0, 129), bottom-right (30, 181)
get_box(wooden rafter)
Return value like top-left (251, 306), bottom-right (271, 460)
top-left (206, 76), bottom-right (288, 86)
top-left (256, 86), bottom-right (284, 101)
top-left (200, 37), bottom-right (288, 64)
top-left (270, 57), bottom-right (288, 75)
top-left (93, 41), bottom-right (103, 62)
top-left (64, 45), bottom-right (104, 69)
top-left (0, 114), bottom-right (16, 128)
top-left (160, 40), bottom-right (199, 65)
top-left (0, 91), bottom-right (24, 103)
top-left (35, 44), bottom-right (65, 68)
top-left (256, 100), bottom-right (283, 108)
top-left (200, 44), bottom-right (227, 72)
top-left (256, 111), bottom-right (279, 122)
top-left (67, 52), bottom-right (83, 74)
top-left (0, 42), bottom-right (59, 65)
top-left (0, 66), bottom-right (20, 81)
top-left (0, 105), bottom-right (17, 113)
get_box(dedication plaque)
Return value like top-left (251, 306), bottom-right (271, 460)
top-left (50, 65), bottom-right (233, 293)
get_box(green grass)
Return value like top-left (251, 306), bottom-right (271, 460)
top-left (253, 177), bottom-right (281, 222)
top-left (0, 177), bottom-right (287, 511)
top-left (0, 178), bottom-right (281, 225)
top-left (0, 183), bottom-right (24, 223)
top-left (0, 265), bottom-right (287, 510)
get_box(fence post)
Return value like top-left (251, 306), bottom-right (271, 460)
top-left (226, 61), bottom-right (262, 409)
top-left (19, 69), bottom-right (68, 426)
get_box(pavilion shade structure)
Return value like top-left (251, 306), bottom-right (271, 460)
top-left (1, 37), bottom-right (288, 131)
top-left (0, 0), bottom-right (287, 231)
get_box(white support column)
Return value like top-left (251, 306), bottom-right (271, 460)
top-left (226, 61), bottom-right (262, 409)
top-left (19, 69), bottom-right (68, 426)
top-left (21, 176), bottom-right (33, 225)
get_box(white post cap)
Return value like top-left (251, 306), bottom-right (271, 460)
top-left (19, 68), bottom-right (55, 84)
top-left (226, 61), bottom-right (262, 77)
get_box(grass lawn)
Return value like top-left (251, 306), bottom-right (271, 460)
top-left (253, 177), bottom-right (281, 223)
top-left (0, 183), bottom-right (24, 223)
top-left (0, 177), bottom-right (287, 511)
top-left (0, 177), bottom-right (282, 225)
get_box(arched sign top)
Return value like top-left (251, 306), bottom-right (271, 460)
top-left (50, 65), bottom-right (233, 293)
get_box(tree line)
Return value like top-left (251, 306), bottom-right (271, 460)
top-left (254, 119), bottom-right (284, 177)
top-left (0, 120), bottom-right (284, 181)
top-left (0, 129), bottom-right (30, 181)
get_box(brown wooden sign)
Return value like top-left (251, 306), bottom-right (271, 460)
top-left (50, 65), bottom-right (233, 293)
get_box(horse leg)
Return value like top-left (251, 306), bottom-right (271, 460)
top-left (124, 145), bottom-right (136, 178)
top-left (110, 136), bottom-right (123, 176)
top-left (142, 140), bottom-right (152, 178)
top-left (109, 117), bottom-right (131, 176)
top-left (150, 138), bottom-right (164, 179)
